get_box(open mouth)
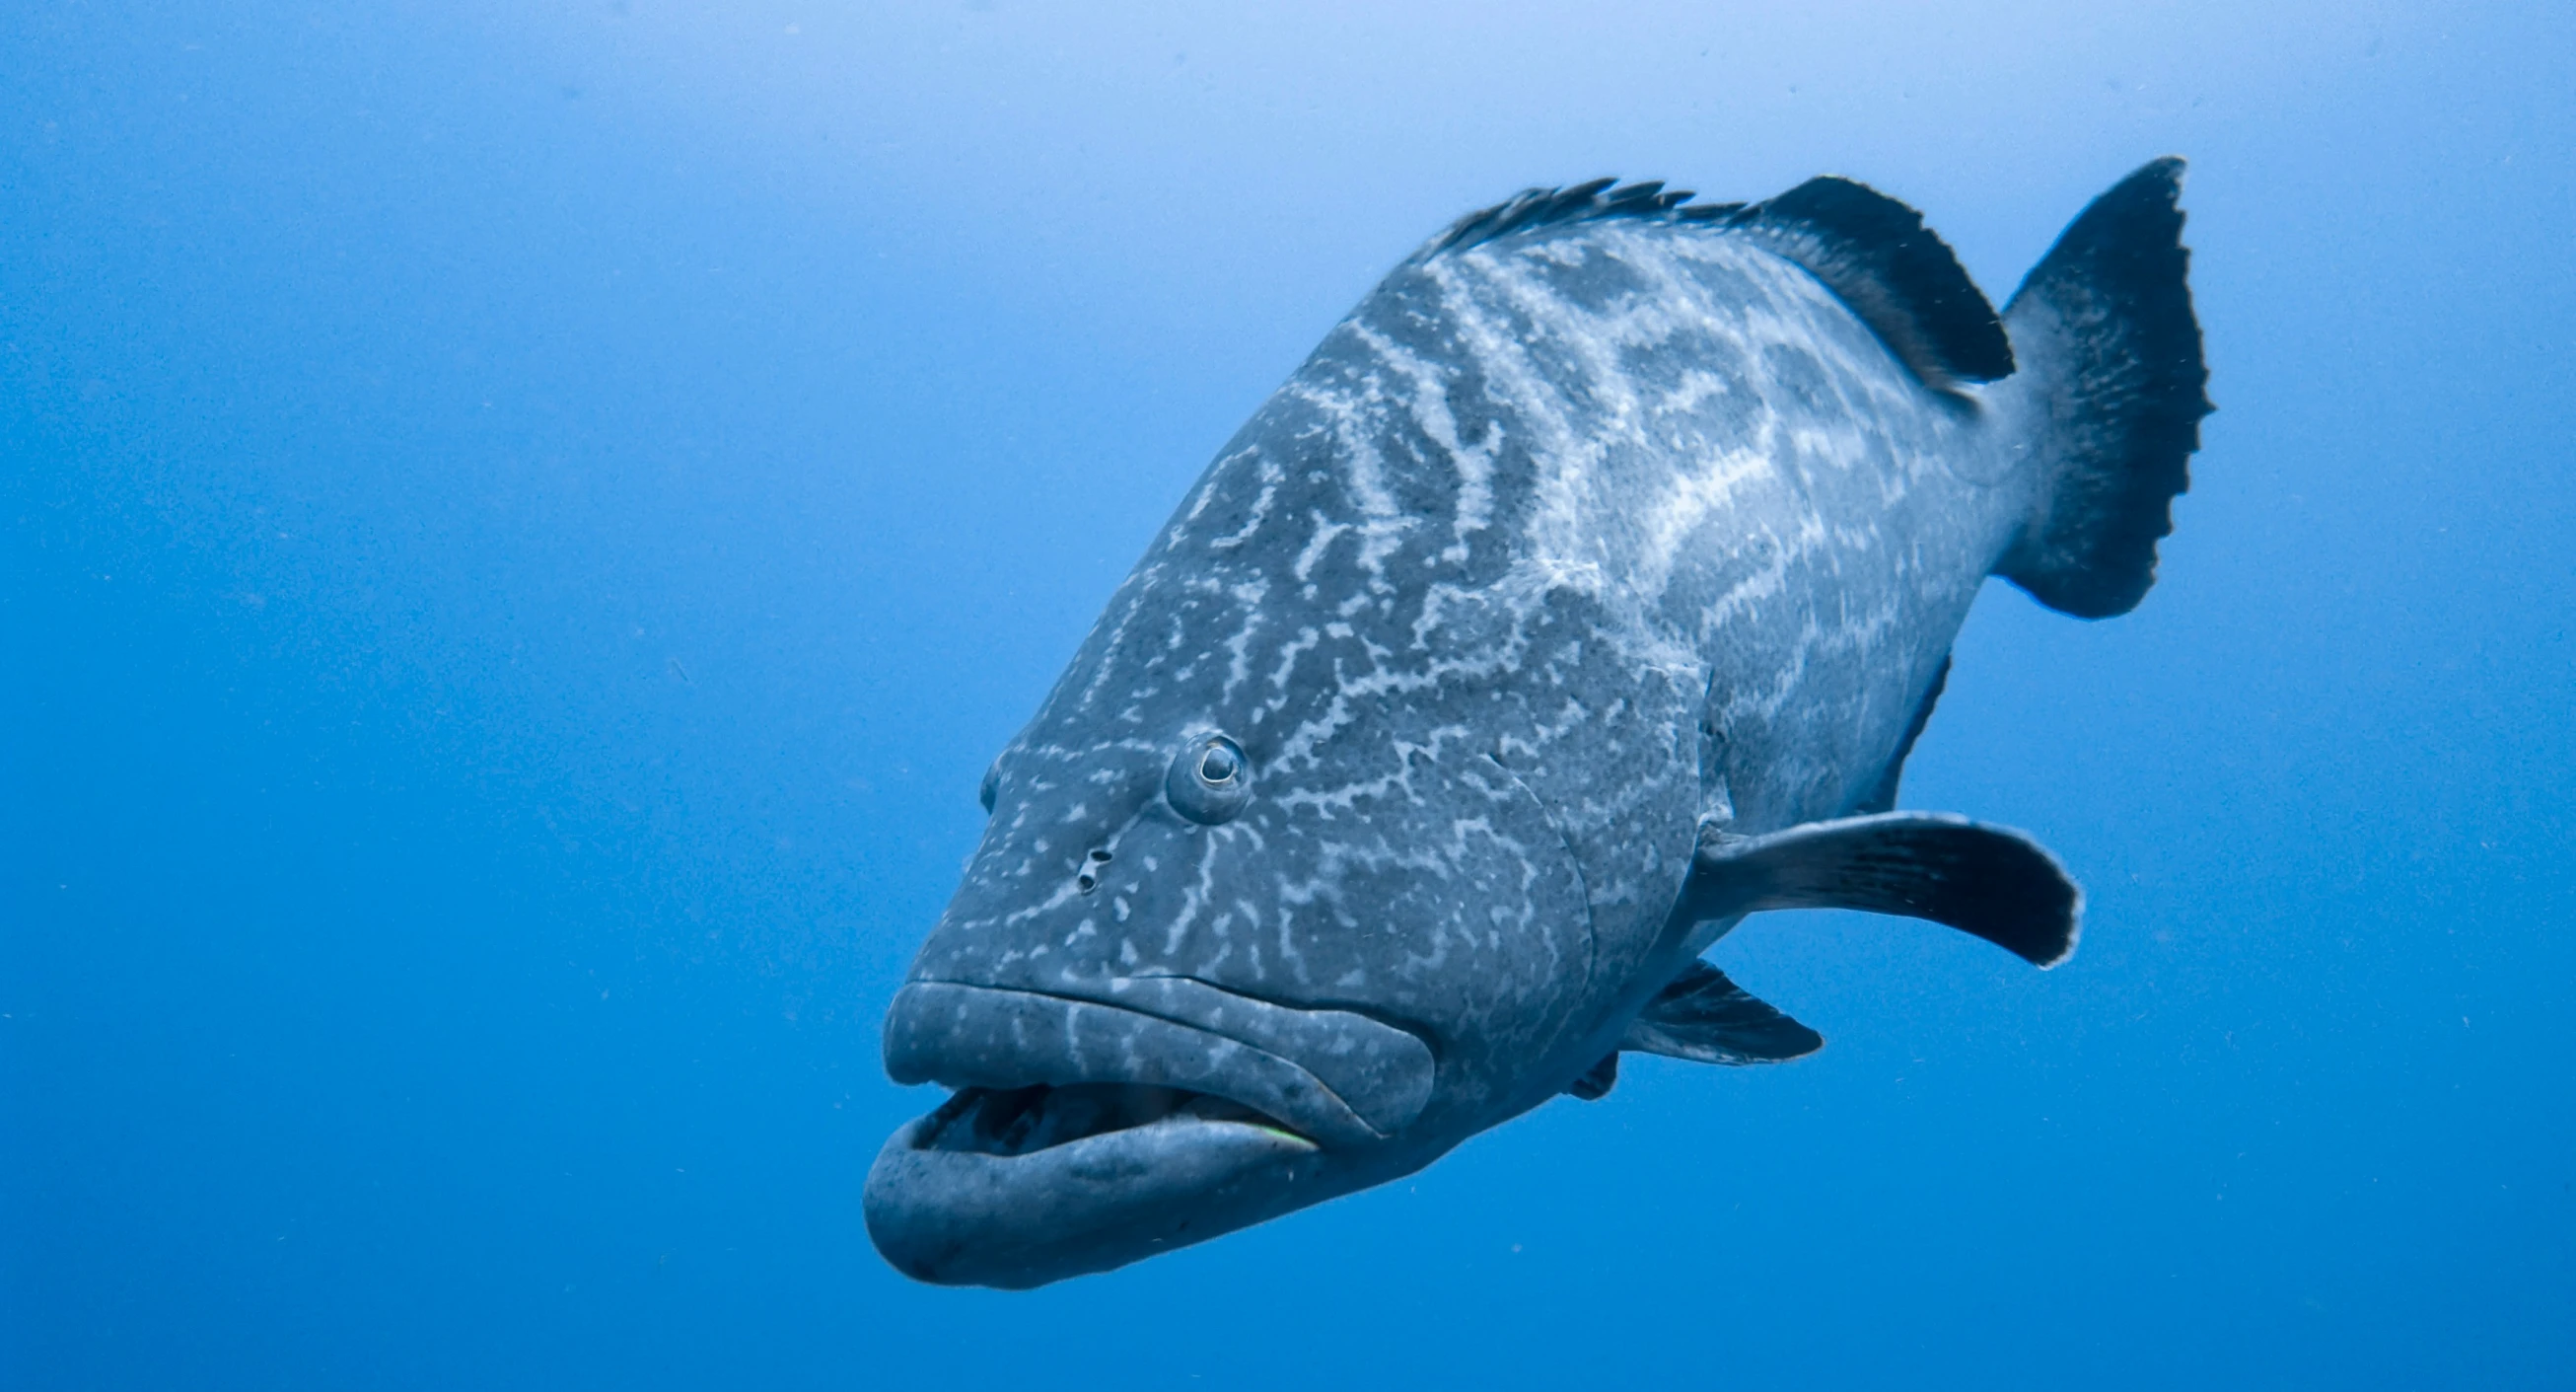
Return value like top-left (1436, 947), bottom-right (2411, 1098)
top-left (917, 1082), bottom-right (1313, 1158)
top-left (879, 978), bottom-right (1436, 1148)
top-left (865, 978), bottom-right (1435, 1287)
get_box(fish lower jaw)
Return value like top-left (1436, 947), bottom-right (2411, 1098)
top-left (864, 1098), bottom-right (1328, 1289)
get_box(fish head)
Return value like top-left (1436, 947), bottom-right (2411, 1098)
top-left (865, 563), bottom-right (1605, 1286)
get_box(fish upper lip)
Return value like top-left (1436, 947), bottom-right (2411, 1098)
top-left (882, 978), bottom-right (1436, 1149)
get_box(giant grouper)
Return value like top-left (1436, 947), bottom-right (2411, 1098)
top-left (864, 159), bottom-right (2212, 1287)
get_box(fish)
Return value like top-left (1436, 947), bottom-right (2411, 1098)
top-left (864, 159), bottom-right (2211, 1287)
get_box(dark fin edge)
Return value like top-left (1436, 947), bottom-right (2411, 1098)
top-left (1416, 174), bottom-right (2012, 397)
top-left (1621, 960), bottom-right (1824, 1065)
top-left (1996, 157), bottom-right (2215, 620)
top-left (1686, 812), bottom-right (2082, 969)
top-left (1412, 178), bottom-right (1734, 263)
top-left (1732, 177), bottom-right (2015, 391)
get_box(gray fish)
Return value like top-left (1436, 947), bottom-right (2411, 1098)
top-left (865, 160), bottom-right (2210, 1287)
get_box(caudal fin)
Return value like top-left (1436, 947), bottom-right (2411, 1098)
top-left (1994, 158), bottom-right (2213, 620)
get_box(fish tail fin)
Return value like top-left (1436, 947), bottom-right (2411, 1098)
top-left (1992, 158), bottom-right (2213, 620)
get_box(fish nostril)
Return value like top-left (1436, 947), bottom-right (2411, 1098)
top-left (1089, 849), bottom-right (1112, 863)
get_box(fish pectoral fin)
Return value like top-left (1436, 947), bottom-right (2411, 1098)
top-left (1563, 1053), bottom-right (1619, 1100)
top-left (1622, 960), bottom-right (1824, 1065)
top-left (1685, 811), bottom-right (2081, 968)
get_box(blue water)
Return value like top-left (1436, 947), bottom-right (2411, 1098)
top-left (6, 4), bottom-right (2571, 1387)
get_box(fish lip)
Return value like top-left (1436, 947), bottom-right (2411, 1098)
top-left (881, 979), bottom-right (1436, 1146)
top-left (864, 1108), bottom-right (1324, 1288)
top-left (867, 980), bottom-right (1437, 1286)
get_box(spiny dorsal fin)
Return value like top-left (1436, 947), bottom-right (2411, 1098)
top-left (1733, 177), bottom-right (2015, 393)
top-left (1413, 178), bottom-right (1734, 263)
top-left (1621, 960), bottom-right (1824, 1065)
top-left (1682, 811), bottom-right (2081, 968)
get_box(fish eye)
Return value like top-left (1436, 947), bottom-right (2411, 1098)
top-left (1166, 734), bottom-right (1252, 825)
top-left (979, 758), bottom-right (1001, 815)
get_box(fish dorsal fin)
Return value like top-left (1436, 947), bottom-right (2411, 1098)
top-left (1734, 177), bottom-right (2015, 392)
top-left (1855, 653), bottom-right (1951, 816)
top-left (1413, 178), bottom-right (1740, 262)
top-left (1621, 960), bottom-right (1823, 1065)
top-left (1682, 811), bottom-right (2081, 968)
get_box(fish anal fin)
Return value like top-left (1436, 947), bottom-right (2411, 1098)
top-left (1856, 652), bottom-right (1951, 816)
top-left (1621, 960), bottom-right (1824, 1065)
top-left (1734, 177), bottom-right (2014, 392)
top-left (1564, 1053), bottom-right (1619, 1100)
top-left (1685, 812), bottom-right (2082, 968)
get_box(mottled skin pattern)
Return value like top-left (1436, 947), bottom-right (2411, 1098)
top-left (880, 208), bottom-right (2056, 1281)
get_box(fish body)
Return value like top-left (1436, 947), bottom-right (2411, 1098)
top-left (866, 162), bottom-right (2209, 1286)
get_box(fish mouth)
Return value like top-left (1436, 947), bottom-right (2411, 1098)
top-left (864, 980), bottom-right (1434, 1287)
top-left (912, 1080), bottom-right (1319, 1156)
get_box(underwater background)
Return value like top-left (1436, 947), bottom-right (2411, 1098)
top-left (5, 2), bottom-right (2570, 1386)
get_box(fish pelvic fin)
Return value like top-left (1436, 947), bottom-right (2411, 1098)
top-left (1564, 1052), bottom-right (1619, 1100)
top-left (1995, 157), bottom-right (2215, 620)
top-left (1621, 960), bottom-right (1824, 1066)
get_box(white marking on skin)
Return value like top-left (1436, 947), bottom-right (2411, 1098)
top-left (1347, 321), bottom-right (1503, 564)
top-left (1268, 626), bottom-right (1322, 693)
top-left (1283, 367), bottom-right (1401, 520)
top-left (1220, 579), bottom-right (1269, 702)
top-left (1070, 567), bottom-right (1158, 711)
top-left (1292, 514), bottom-right (1350, 582)
top-left (1350, 517), bottom-right (1418, 593)
top-left (1661, 367), bottom-right (1734, 415)
top-left (1427, 256), bottom-right (1598, 576)
top-left (1207, 456), bottom-right (1284, 549)
top-left (1177, 446), bottom-right (1260, 528)
top-left (1159, 833), bottom-right (1225, 958)
top-left (1633, 425), bottom-right (1780, 602)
